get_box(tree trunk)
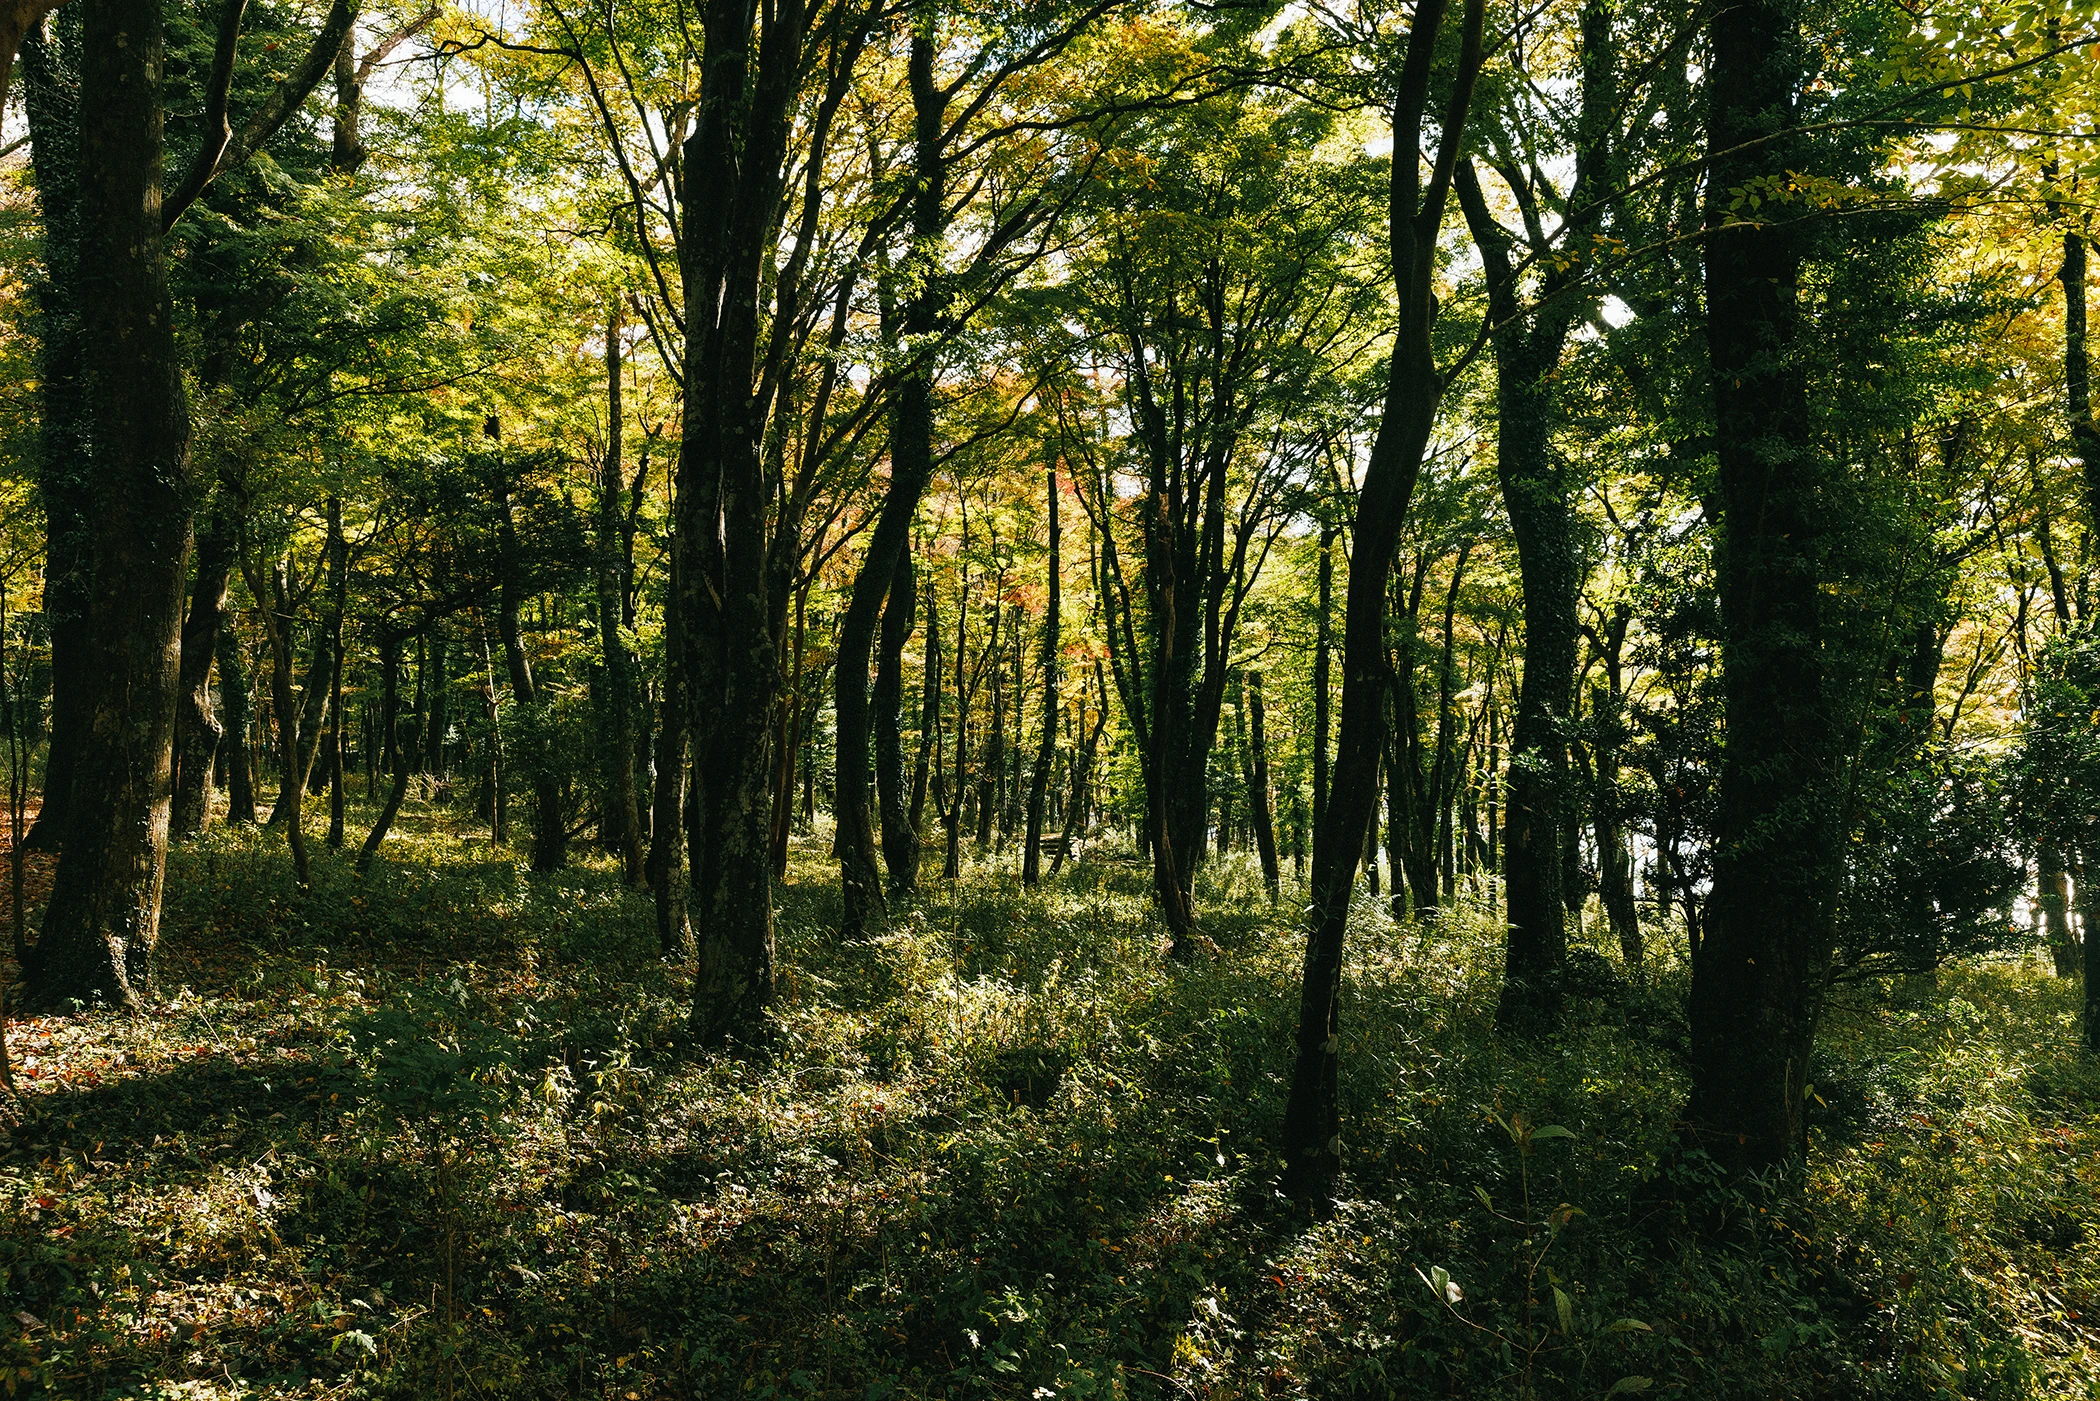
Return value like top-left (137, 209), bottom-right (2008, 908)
top-left (322, 501), bottom-right (348, 848)
top-left (1683, 0), bottom-right (1845, 1175)
top-left (1246, 669), bottom-right (1279, 902)
top-left (876, 549), bottom-right (920, 895)
top-left (1281, 0), bottom-right (1484, 1202)
top-left (171, 500), bottom-right (237, 838)
top-left (597, 304), bottom-right (646, 885)
top-left (26, 0), bottom-right (196, 1010)
top-left (217, 625), bottom-right (257, 824)
top-left (496, 480), bottom-right (567, 872)
top-left (2042, 844), bottom-right (2077, 977)
top-left (1023, 460), bottom-right (1061, 886)
top-left (18, 17), bottom-right (89, 856)
top-left (254, 558), bottom-right (313, 892)
top-left (910, 576), bottom-right (938, 841)
top-left (357, 635), bottom-right (411, 874)
top-left (678, 0), bottom-right (808, 1045)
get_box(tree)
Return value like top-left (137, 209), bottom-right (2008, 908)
top-left (1281, 0), bottom-right (1487, 1203)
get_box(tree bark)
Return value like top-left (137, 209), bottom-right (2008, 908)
top-left (1280, 0), bottom-right (1484, 1202)
top-left (597, 304), bottom-right (646, 885)
top-left (679, 0), bottom-right (809, 1044)
top-left (1683, 0), bottom-right (1845, 1174)
top-left (217, 624), bottom-right (257, 824)
top-left (26, 0), bottom-right (195, 1010)
top-left (1311, 523), bottom-right (1335, 841)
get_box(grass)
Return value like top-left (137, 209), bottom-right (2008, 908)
top-left (2, 797), bottom-right (2098, 1399)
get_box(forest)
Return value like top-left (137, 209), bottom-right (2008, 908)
top-left (0, 0), bottom-right (2097, 1393)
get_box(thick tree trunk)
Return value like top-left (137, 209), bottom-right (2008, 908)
top-left (172, 501), bottom-right (237, 838)
top-left (597, 307), bottom-right (646, 885)
top-left (19, 18), bottom-right (88, 856)
top-left (876, 550), bottom-right (920, 895)
top-left (1281, 0), bottom-right (1483, 1202)
top-left (678, 0), bottom-right (807, 1045)
top-left (1684, 0), bottom-right (1844, 1174)
top-left (1246, 669), bottom-right (1279, 902)
top-left (1023, 462), bottom-right (1061, 886)
top-left (26, 0), bottom-right (196, 1010)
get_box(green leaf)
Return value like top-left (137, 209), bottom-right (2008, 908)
top-left (1530, 1124), bottom-right (1576, 1141)
top-left (1553, 1285), bottom-right (1573, 1335)
top-left (1606, 1318), bottom-right (1654, 1333)
top-left (1605, 1378), bottom-right (1653, 1396)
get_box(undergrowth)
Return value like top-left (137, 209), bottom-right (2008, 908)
top-left (1, 798), bottom-right (2096, 1399)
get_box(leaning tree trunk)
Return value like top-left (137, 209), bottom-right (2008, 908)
top-left (27, 0), bottom-right (195, 1009)
top-left (171, 500), bottom-right (237, 838)
top-left (1281, 0), bottom-right (1484, 1202)
top-left (1022, 460), bottom-right (1061, 886)
top-left (876, 549), bottom-right (921, 895)
top-left (1683, 0), bottom-right (1846, 1175)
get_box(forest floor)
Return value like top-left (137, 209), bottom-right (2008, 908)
top-left (2, 801), bottom-right (2098, 1400)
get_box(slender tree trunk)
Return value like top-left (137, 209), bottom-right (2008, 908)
top-left (172, 500), bottom-right (237, 838)
top-left (497, 478), bottom-right (567, 872)
top-left (1312, 523), bottom-right (1335, 840)
top-left (19, 17), bottom-right (88, 857)
top-left (26, 0), bottom-right (196, 1010)
top-left (876, 549), bottom-right (920, 894)
top-left (910, 577), bottom-right (938, 840)
top-left (1246, 669), bottom-right (1280, 901)
top-left (218, 625), bottom-right (257, 824)
top-left (322, 502), bottom-right (348, 848)
top-left (357, 636), bottom-right (411, 874)
top-left (256, 559), bottom-right (313, 891)
top-left (597, 304), bottom-right (646, 885)
top-left (1281, 0), bottom-right (1485, 1201)
top-left (977, 602), bottom-right (1002, 848)
top-left (1023, 461), bottom-right (1061, 885)
top-left (1684, 0), bottom-right (1845, 1174)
